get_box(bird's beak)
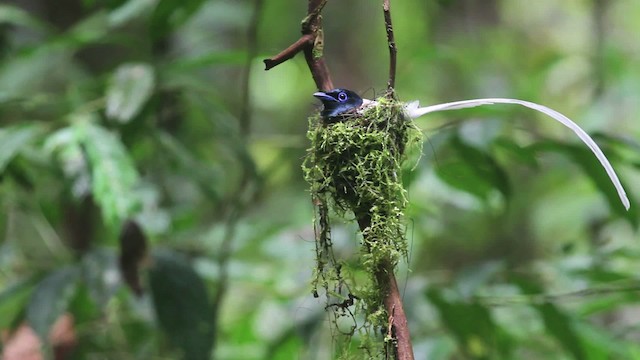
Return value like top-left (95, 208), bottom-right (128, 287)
top-left (313, 92), bottom-right (337, 102)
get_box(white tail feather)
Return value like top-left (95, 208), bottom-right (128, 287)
top-left (404, 98), bottom-right (630, 210)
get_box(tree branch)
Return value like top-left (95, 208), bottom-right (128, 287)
top-left (263, 34), bottom-right (314, 70)
top-left (263, 0), bottom-right (333, 91)
top-left (265, 1), bottom-right (414, 358)
top-left (383, 0), bottom-right (397, 91)
top-left (358, 217), bottom-right (415, 360)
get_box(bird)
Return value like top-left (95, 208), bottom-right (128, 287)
top-left (312, 88), bottom-right (630, 210)
top-left (313, 89), bottom-right (364, 119)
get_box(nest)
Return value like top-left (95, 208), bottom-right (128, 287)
top-left (303, 97), bottom-right (422, 271)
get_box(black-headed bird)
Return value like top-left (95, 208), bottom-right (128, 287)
top-left (312, 88), bottom-right (630, 210)
top-left (313, 89), bottom-right (364, 119)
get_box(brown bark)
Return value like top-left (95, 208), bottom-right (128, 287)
top-left (358, 217), bottom-right (415, 360)
top-left (376, 262), bottom-right (414, 360)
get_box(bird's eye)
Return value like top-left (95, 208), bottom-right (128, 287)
top-left (338, 92), bottom-right (348, 102)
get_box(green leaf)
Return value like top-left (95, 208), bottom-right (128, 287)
top-left (492, 137), bottom-right (539, 168)
top-left (60, 11), bottom-right (110, 46)
top-left (426, 288), bottom-right (513, 359)
top-left (26, 266), bottom-right (80, 342)
top-left (108, 0), bottom-right (157, 27)
top-left (0, 277), bottom-right (36, 329)
top-left (44, 126), bottom-right (91, 197)
top-left (537, 303), bottom-right (585, 360)
top-left (81, 248), bottom-right (121, 307)
top-left (531, 141), bottom-right (637, 227)
top-left (577, 322), bottom-right (640, 359)
top-left (106, 63), bottom-right (155, 123)
top-left (0, 124), bottom-right (41, 173)
top-left (150, 0), bottom-right (207, 40)
top-left (149, 250), bottom-right (215, 360)
top-left (436, 136), bottom-right (511, 201)
top-left (76, 121), bottom-right (140, 226)
top-left (0, 5), bottom-right (49, 31)
top-left (155, 130), bottom-right (221, 201)
top-left (436, 161), bottom-right (493, 200)
top-left (0, 46), bottom-right (70, 100)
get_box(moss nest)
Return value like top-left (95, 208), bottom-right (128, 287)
top-left (303, 96), bottom-right (422, 274)
top-left (303, 95), bottom-right (422, 357)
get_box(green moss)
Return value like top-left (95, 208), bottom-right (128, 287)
top-left (302, 96), bottom-right (422, 357)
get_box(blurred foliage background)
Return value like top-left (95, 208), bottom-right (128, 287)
top-left (1, 0), bottom-right (639, 359)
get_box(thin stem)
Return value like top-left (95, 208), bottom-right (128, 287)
top-left (383, 0), bottom-right (397, 91)
top-left (358, 217), bottom-right (415, 360)
top-left (475, 281), bottom-right (640, 307)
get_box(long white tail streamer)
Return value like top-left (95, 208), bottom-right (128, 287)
top-left (401, 98), bottom-right (630, 210)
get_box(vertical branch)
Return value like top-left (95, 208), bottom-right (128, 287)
top-left (303, 0), bottom-right (334, 91)
top-left (358, 216), bottom-right (415, 360)
top-left (383, 0), bottom-right (397, 91)
top-left (381, 1), bottom-right (414, 359)
top-left (265, 1), bottom-right (415, 359)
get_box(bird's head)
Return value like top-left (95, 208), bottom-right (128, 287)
top-left (313, 88), bottom-right (363, 119)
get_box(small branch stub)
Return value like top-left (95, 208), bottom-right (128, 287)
top-left (263, 34), bottom-right (314, 70)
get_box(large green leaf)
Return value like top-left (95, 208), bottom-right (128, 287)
top-left (426, 288), bottom-right (513, 359)
top-left (577, 322), bottom-right (640, 359)
top-left (149, 250), bottom-right (215, 360)
top-left (43, 126), bottom-right (91, 197)
top-left (531, 140), bottom-right (637, 227)
top-left (58, 11), bottom-right (110, 46)
top-left (435, 136), bottom-right (511, 201)
top-left (106, 63), bottom-right (155, 123)
top-left (0, 277), bottom-right (36, 329)
top-left (0, 4), bottom-right (50, 31)
top-left (492, 136), bottom-right (539, 169)
top-left (76, 121), bottom-right (140, 226)
top-left (0, 124), bottom-right (41, 173)
top-left (81, 248), bottom-right (121, 307)
top-left (150, 0), bottom-right (207, 40)
top-left (26, 266), bottom-right (80, 342)
top-left (108, 0), bottom-right (158, 27)
top-left (154, 130), bottom-right (221, 201)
